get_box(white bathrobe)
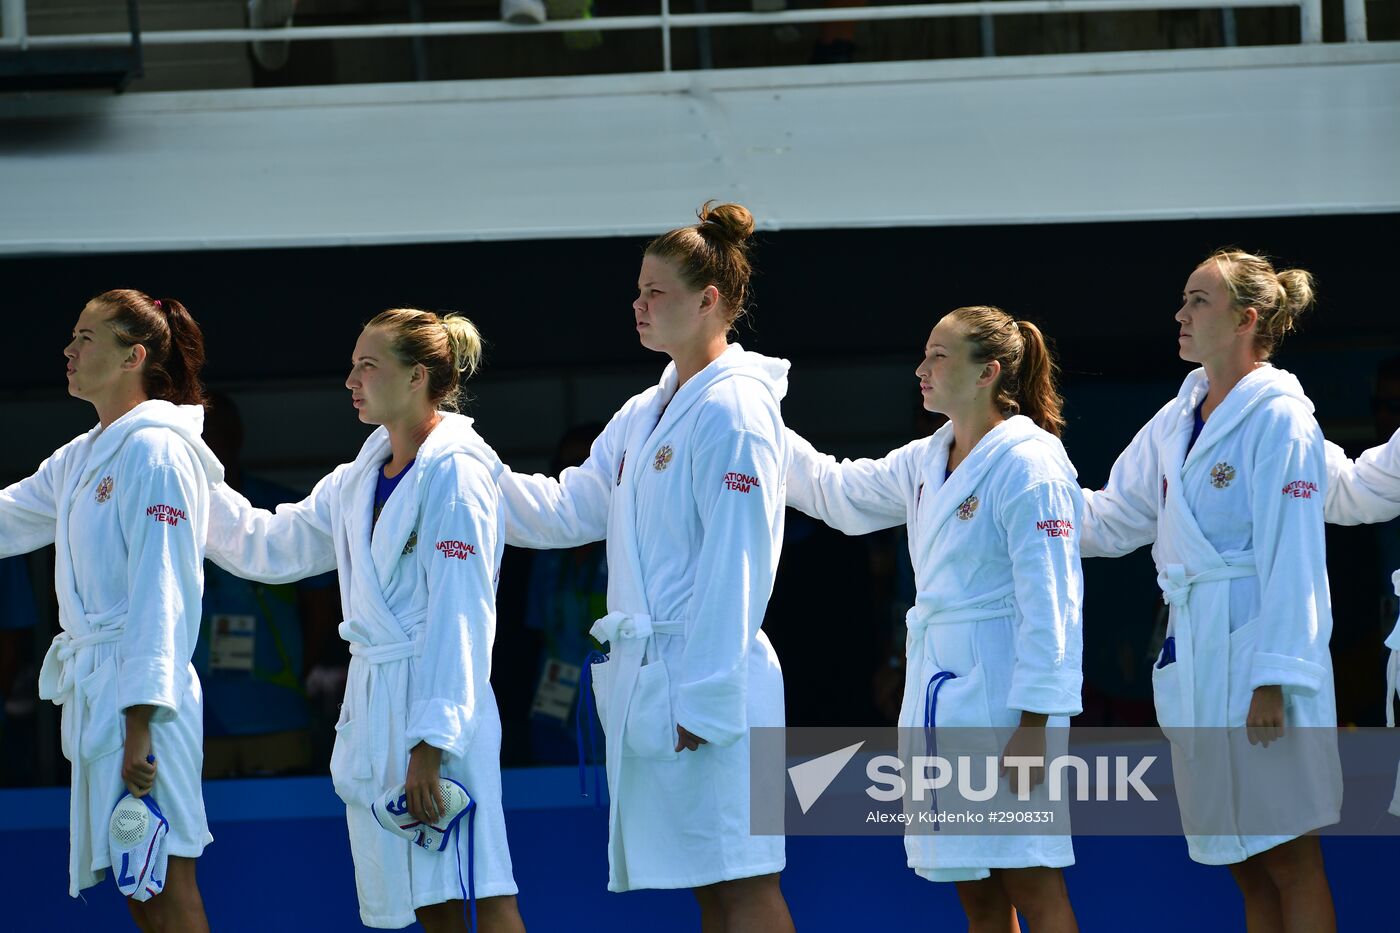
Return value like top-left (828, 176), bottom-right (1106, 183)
top-left (1323, 428), bottom-right (1400, 814)
top-left (0, 400), bottom-right (221, 897)
top-left (787, 414), bottom-right (1083, 881)
top-left (1082, 365), bottom-right (1340, 864)
top-left (498, 344), bottom-right (789, 892)
top-left (206, 413), bottom-right (516, 928)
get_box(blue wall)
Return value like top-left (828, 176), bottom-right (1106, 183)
top-left (1, 769), bottom-right (1388, 931)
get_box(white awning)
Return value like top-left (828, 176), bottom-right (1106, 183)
top-left (1, 43), bottom-right (1396, 256)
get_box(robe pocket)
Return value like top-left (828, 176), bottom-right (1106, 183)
top-left (922, 663), bottom-right (993, 730)
top-left (78, 659), bottom-right (124, 763)
top-left (623, 660), bottom-right (679, 761)
top-left (1227, 619), bottom-right (1261, 726)
top-left (1150, 658), bottom-right (1188, 730)
top-left (589, 654), bottom-right (616, 733)
top-left (330, 717), bottom-right (376, 807)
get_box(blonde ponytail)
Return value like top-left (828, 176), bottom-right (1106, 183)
top-left (367, 307), bottom-right (484, 412)
top-left (441, 313), bottom-right (483, 381)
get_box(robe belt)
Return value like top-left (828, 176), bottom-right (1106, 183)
top-left (344, 624), bottom-right (426, 797)
top-left (1154, 558), bottom-right (1256, 733)
top-left (37, 607), bottom-right (128, 898)
top-left (585, 611), bottom-right (687, 818)
top-left (897, 590), bottom-right (1016, 744)
top-left (347, 640), bottom-right (419, 664)
top-left (1157, 561), bottom-right (1257, 609)
top-left (904, 588), bottom-right (1017, 637)
top-left (589, 612), bottom-right (686, 645)
top-left (39, 620), bottom-right (125, 706)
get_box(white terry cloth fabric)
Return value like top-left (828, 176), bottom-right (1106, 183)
top-left (207, 413), bottom-right (517, 928)
top-left (787, 414), bottom-right (1084, 880)
top-left (1323, 428), bottom-right (1400, 814)
top-left (498, 344), bottom-right (790, 893)
top-left (1081, 365), bottom-right (1340, 864)
top-left (0, 400), bottom-right (220, 897)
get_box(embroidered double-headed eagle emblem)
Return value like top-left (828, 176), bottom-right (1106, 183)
top-left (402, 530), bottom-right (418, 556)
top-left (652, 445), bottom-right (674, 472)
top-left (95, 476), bottom-right (114, 503)
top-left (1210, 462), bottom-right (1236, 489)
top-left (956, 495), bottom-right (980, 521)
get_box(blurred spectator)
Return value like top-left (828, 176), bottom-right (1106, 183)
top-left (0, 555), bottom-right (40, 785)
top-left (196, 392), bottom-right (343, 777)
top-left (519, 423), bottom-right (608, 764)
top-left (546, 0), bottom-right (603, 51)
top-left (248, 0), bottom-right (557, 74)
top-left (248, 0), bottom-right (297, 71)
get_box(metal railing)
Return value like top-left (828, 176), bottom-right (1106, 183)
top-left (0, 0), bottom-right (1372, 69)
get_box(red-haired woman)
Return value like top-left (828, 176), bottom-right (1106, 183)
top-left (0, 290), bottom-right (220, 930)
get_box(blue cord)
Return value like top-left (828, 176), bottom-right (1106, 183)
top-left (454, 801), bottom-right (478, 931)
top-left (923, 671), bottom-right (957, 828)
top-left (576, 649), bottom-right (608, 807)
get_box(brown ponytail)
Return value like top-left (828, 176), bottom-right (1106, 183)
top-left (1012, 319), bottom-right (1066, 438)
top-left (949, 306), bottom-right (1066, 437)
top-left (90, 289), bottom-right (208, 407)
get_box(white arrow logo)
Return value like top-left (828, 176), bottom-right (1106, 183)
top-left (787, 741), bottom-right (865, 814)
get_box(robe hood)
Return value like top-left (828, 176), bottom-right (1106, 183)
top-left (656, 343), bottom-right (791, 406)
top-left (1178, 364), bottom-right (1313, 426)
top-left (88, 399), bottom-right (225, 484)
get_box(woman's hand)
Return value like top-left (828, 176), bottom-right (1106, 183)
top-left (122, 705), bottom-right (157, 798)
top-left (675, 724), bottom-right (708, 753)
top-left (1246, 685), bottom-right (1285, 747)
top-left (1000, 711), bottom-right (1048, 798)
top-left (405, 742), bottom-right (445, 825)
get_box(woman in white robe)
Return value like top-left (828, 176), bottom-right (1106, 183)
top-left (497, 203), bottom-right (794, 931)
top-left (206, 310), bottom-right (524, 932)
top-left (0, 290), bottom-right (220, 930)
top-left (1324, 428), bottom-right (1400, 811)
top-left (786, 305), bottom-right (1084, 933)
top-left (1080, 250), bottom-right (1337, 933)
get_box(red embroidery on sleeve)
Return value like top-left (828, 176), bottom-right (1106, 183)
top-left (1035, 518), bottom-right (1075, 538)
top-left (722, 472), bottom-right (762, 494)
top-left (146, 504), bottom-right (187, 526)
top-left (1281, 480), bottom-right (1318, 499)
top-left (435, 540), bottom-right (477, 560)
